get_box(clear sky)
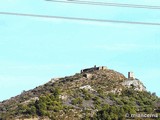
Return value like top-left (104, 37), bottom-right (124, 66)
top-left (0, 0), bottom-right (160, 101)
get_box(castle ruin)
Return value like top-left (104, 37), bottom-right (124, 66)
top-left (81, 65), bottom-right (107, 73)
top-left (128, 72), bottom-right (135, 79)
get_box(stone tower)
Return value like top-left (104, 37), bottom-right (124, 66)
top-left (128, 72), bottom-right (135, 79)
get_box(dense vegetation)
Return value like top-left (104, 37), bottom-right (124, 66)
top-left (93, 89), bottom-right (160, 120)
top-left (0, 69), bottom-right (160, 120)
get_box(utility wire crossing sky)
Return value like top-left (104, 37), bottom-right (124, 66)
top-left (0, 12), bottom-right (160, 26)
top-left (46, 0), bottom-right (160, 9)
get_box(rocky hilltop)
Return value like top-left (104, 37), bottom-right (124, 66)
top-left (0, 66), bottom-right (160, 120)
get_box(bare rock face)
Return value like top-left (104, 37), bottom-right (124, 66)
top-left (121, 79), bottom-right (146, 91)
top-left (79, 85), bottom-right (95, 91)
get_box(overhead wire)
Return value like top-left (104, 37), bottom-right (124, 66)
top-left (0, 12), bottom-right (160, 26)
top-left (45, 0), bottom-right (160, 10)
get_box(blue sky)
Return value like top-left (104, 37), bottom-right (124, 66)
top-left (0, 0), bottom-right (160, 101)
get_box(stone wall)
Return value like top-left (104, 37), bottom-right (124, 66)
top-left (81, 66), bottom-right (107, 73)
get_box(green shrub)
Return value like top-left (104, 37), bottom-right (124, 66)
top-left (71, 98), bottom-right (83, 105)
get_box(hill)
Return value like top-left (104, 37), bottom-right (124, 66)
top-left (0, 66), bottom-right (160, 120)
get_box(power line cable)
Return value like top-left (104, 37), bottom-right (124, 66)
top-left (45, 0), bottom-right (160, 10)
top-left (0, 11), bottom-right (160, 26)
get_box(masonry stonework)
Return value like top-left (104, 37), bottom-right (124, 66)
top-left (128, 72), bottom-right (135, 79)
top-left (81, 65), bottom-right (107, 73)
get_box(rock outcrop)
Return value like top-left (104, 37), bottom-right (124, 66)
top-left (122, 79), bottom-right (146, 91)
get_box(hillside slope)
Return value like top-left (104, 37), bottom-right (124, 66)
top-left (0, 66), bottom-right (160, 120)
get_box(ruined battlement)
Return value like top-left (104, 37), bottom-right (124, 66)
top-left (128, 71), bottom-right (135, 79)
top-left (81, 65), bottom-right (107, 73)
